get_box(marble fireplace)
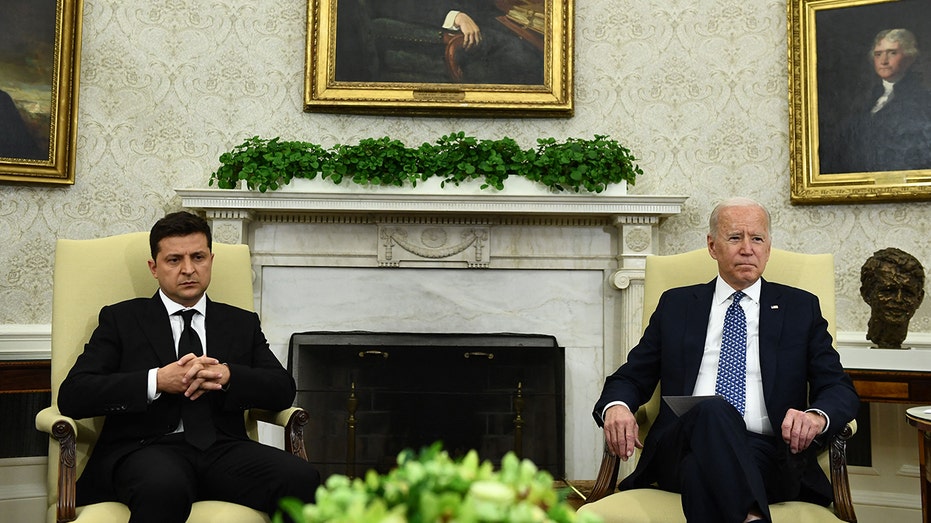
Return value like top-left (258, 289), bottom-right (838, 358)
top-left (178, 186), bottom-right (685, 479)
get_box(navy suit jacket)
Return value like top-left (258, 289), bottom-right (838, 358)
top-left (593, 278), bottom-right (860, 502)
top-left (59, 293), bottom-right (295, 503)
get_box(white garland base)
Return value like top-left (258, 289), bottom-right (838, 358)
top-left (276, 175), bottom-right (627, 196)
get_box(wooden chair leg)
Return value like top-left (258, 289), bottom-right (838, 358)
top-left (52, 420), bottom-right (78, 523)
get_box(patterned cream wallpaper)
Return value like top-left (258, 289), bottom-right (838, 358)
top-left (0, 0), bottom-right (929, 335)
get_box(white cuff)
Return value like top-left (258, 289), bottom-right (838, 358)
top-left (601, 401), bottom-right (630, 424)
top-left (806, 408), bottom-right (830, 434)
top-left (147, 368), bottom-right (159, 403)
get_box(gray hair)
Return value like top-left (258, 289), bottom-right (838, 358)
top-left (873, 28), bottom-right (919, 59)
top-left (708, 197), bottom-right (772, 238)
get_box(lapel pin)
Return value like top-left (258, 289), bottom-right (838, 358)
top-left (771, 305), bottom-right (779, 310)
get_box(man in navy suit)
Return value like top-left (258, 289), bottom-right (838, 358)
top-left (593, 197), bottom-right (859, 523)
top-left (59, 211), bottom-right (320, 523)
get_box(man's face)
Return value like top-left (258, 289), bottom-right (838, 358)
top-left (873, 37), bottom-right (914, 82)
top-left (147, 233), bottom-right (213, 307)
top-left (867, 264), bottom-right (924, 325)
top-left (707, 206), bottom-right (771, 290)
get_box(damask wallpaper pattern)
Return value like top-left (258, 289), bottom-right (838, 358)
top-left (0, 0), bottom-right (928, 335)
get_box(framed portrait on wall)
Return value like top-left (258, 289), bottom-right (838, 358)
top-left (0, 0), bottom-right (83, 185)
top-left (788, 0), bottom-right (931, 204)
top-left (304, 0), bottom-right (573, 117)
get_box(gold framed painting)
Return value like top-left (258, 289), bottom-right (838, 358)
top-left (0, 0), bottom-right (83, 185)
top-left (788, 0), bottom-right (931, 204)
top-left (304, 0), bottom-right (573, 117)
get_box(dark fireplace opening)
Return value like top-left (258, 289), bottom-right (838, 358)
top-left (289, 331), bottom-right (565, 480)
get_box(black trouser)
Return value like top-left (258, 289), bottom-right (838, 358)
top-left (113, 433), bottom-right (320, 523)
top-left (629, 397), bottom-right (806, 523)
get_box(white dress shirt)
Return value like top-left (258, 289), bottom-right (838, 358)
top-left (146, 291), bottom-right (208, 403)
top-left (692, 277), bottom-right (770, 434)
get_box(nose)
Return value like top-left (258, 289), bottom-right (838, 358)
top-left (180, 257), bottom-right (195, 274)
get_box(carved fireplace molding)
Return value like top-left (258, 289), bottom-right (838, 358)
top-left (177, 188), bottom-right (686, 357)
top-left (176, 189), bottom-right (686, 258)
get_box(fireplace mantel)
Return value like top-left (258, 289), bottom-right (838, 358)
top-left (177, 188), bottom-right (686, 269)
top-left (177, 187), bottom-right (686, 479)
top-left (176, 188), bottom-right (685, 220)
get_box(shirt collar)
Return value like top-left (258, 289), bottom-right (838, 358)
top-left (158, 289), bottom-right (208, 317)
top-left (714, 276), bottom-right (761, 305)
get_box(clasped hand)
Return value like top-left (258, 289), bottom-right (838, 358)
top-left (157, 354), bottom-right (229, 400)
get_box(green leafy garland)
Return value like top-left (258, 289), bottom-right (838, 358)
top-left (209, 133), bottom-right (642, 194)
top-left (275, 443), bottom-right (601, 523)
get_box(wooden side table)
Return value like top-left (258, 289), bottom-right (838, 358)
top-left (906, 406), bottom-right (931, 523)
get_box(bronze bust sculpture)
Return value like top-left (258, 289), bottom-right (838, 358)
top-left (860, 248), bottom-right (925, 349)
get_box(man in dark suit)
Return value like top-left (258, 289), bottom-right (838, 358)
top-left (58, 211), bottom-right (320, 523)
top-left (593, 197), bottom-right (860, 523)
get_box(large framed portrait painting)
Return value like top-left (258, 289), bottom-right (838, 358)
top-left (0, 0), bottom-right (82, 185)
top-left (789, 0), bottom-right (931, 203)
top-left (304, 0), bottom-right (573, 116)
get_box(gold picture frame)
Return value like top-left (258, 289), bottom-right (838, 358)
top-left (0, 0), bottom-right (83, 185)
top-left (304, 0), bottom-right (573, 117)
top-left (788, 0), bottom-right (931, 204)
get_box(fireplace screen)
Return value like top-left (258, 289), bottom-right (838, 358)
top-left (289, 331), bottom-right (565, 479)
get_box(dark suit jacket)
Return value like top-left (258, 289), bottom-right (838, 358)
top-left (593, 278), bottom-right (860, 503)
top-left (58, 293), bottom-right (295, 503)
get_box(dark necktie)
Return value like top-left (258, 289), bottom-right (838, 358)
top-left (176, 309), bottom-right (215, 449)
top-left (177, 309), bottom-right (203, 357)
top-left (715, 291), bottom-right (747, 415)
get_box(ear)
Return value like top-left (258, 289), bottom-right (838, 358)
top-left (706, 234), bottom-right (719, 260)
top-left (147, 259), bottom-right (157, 278)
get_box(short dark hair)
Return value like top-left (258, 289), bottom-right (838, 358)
top-left (149, 211), bottom-right (212, 259)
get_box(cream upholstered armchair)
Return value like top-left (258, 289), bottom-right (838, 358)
top-left (578, 248), bottom-right (858, 523)
top-left (35, 232), bottom-right (309, 523)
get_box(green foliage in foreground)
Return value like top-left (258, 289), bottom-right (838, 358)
top-left (209, 133), bottom-right (642, 194)
top-left (274, 443), bottom-right (601, 523)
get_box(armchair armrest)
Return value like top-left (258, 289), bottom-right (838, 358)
top-left (584, 420), bottom-right (858, 523)
top-left (246, 407), bottom-right (310, 460)
top-left (35, 406), bottom-right (79, 523)
top-left (829, 420), bottom-right (857, 523)
top-left (586, 446), bottom-right (620, 504)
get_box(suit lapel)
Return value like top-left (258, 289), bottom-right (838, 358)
top-left (204, 298), bottom-right (229, 362)
top-left (139, 293), bottom-right (178, 365)
top-left (758, 278), bottom-right (782, 405)
top-left (682, 280), bottom-right (715, 394)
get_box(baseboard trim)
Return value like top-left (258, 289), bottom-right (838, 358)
top-left (851, 488), bottom-right (922, 510)
top-left (0, 457), bottom-right (46, 502)
top-left (0, 325), bottom-right (51, 360)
